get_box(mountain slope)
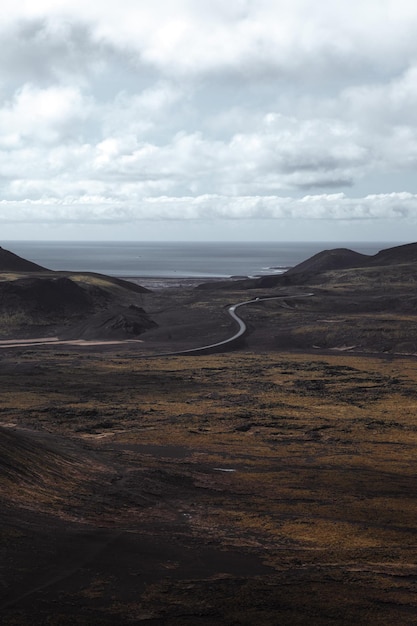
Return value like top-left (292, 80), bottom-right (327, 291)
top-left (285, 242), bottom-right (417, 277)
top-left (0, 246), bottom-right (49, 272)
top-left (0, 247), bottom-right (156, 339)
top-left (367, 242), bottom-right (417, 266)
top-left (285, 248), bottom-right (370, 276)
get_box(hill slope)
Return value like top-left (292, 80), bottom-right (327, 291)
top-left (0, 247), bottom-right (156, 340)
top-left (248, 241), bottom-right (417, 289)
top-left (285, 241), bottom-right (417, 277)
top-left (285, 247), bottom-right (369, 276)
top-left (367, 241), bottom-right (417, 266)
top-left (0, 246), bottom-right (49, 272)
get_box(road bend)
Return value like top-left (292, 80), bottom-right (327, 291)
top-left (0, 293), bottom-right (313, 356)
top-left (155, 292), bottom-right (314, 357)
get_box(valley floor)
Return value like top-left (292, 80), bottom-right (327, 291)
top-left (1, 346), bottom-right (417, 624)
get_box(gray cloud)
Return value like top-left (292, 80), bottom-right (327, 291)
top-left (0, 20), bottom-right (119, 89)
top-left (0, 2), bottom-right (417, 240)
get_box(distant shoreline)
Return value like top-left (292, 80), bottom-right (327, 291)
top-left (2, 241), bottom-right (398, 283)
top-left (123, 276), bottom-right (236, 289)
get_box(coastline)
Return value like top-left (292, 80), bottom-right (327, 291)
top-left (123, 276), bottom-right (237, 289)
top-left (5, 240), bottom-right (388, 282)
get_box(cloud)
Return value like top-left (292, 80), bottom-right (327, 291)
top-left (3, 2), bottom-right (417, 82)
top-left (1, 3), bottom-right (417, 239)
top-left (0, 119), bottom-right (366, 200)
top-left (0, 19), bottom-right (122, 90)
top-left (0, 84), bottom-right (90, 146)
top-left (0, 192), bottom-right (415, 224)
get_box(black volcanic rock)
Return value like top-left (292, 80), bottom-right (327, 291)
top-left (0, 246), bottom-right (49, 272)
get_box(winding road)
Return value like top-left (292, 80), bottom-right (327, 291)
top-left (154, 292), bottom-right (314, 356)
top-left (0, 293), bottom-right (313, 355)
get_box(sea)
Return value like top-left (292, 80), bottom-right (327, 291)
top-left (2, 240), bottom-right (404, 283)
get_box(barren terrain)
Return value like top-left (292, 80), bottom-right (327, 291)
top-left (2, 244), bottom-right (417, 624)
top-left (2, 345), bottom-right (417, 624)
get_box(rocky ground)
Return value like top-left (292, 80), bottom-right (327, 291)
top-left (1, 341), bottom-right (417, 624)
top-left (2, 246), bottom-right (417, 624)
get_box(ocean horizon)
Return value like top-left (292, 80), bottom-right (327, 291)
top-left (1, 240), bottom-right (405, 279)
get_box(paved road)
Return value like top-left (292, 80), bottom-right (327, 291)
top-left (155, 292), bottom-right (314, 356)
top-left (0, 293), bottom-right (313, 355)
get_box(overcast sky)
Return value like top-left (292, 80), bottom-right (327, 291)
top-left (1, 1), bottom-right (417, 241)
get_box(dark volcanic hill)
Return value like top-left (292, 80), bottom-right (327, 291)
top-left (285, 241), bottom-right (417, 276)
top-left (0, 246), bottom-right (49, 272)
top-left (0, 274), bottom-right (156, 339)
top-left (0, 246), bottom-right (156, 339)
top-left (367, 242), bottom-right (417, 266)
top-left (60, 304), bottom-right (158, 340)
top-left (0, 276), bottom-right (96, 317)
top-left (256, 241), bottom-right (417, 289)
top-left (197, 241), bottom-right (417, 291)
top-left (285, 247), bottom-right (369, 276)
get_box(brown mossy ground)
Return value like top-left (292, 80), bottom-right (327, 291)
top-left (1, 346), bottom-right (417, 624)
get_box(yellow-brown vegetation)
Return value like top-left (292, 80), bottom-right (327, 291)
top-left (1, 347), bottom-right (417, 623)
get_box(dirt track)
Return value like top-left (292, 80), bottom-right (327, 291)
top-left (0, 337), bottom-right (143, 348)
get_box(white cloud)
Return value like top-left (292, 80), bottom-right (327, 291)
top-left (101, 82), bottom-right (183, 139)
top-left (3, 1), bottom-right (417, 80)
top-left (1, 2), bottom-right (417, 239)
top-left (342, 65), bottom-right (417, 128)
top-left (0, 84), bottom-right (89, 146)
top-left (0, 192), bottom-right (415, 224)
